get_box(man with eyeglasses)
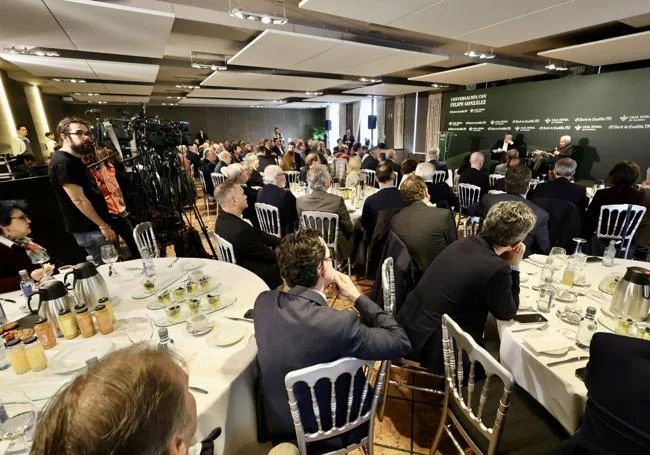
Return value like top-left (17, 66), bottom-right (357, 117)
top-left (49, 117), bottom-right (116, 263)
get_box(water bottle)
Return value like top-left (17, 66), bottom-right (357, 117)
top-left (602, 240), bottom-right (617, 267)
top-left (536, 275), bottom-right (554, 313)
top-left (19, 270), bottom-right (35, 300)
top-left (576, 306), bottom-right (598, 349)
top-left (158, 327), bottom-right (173, 350)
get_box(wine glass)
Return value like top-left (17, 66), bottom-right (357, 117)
top-left (100, 244), bottom-right (119, 277)
top-left (546, 247), bottom-right (567, 276)
top-left (0, 391), bottom-right (37, 452)
top-left (126, 317), bottom-right (154, 344)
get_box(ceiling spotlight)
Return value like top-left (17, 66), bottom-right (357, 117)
top-left (261, 15), bottom-right (271, 24)
top-left (231, 8), bottom-right (244, 19)
top-left (4, 46), bottom-right (59, 57)
top-left (271, 18), bottom-right (288, 25)
top-left (430, 84), bottom-right (449, 89)
top-left (359, 77), bottom-right (382, 83)
top-left (464, 50), bottom-right (479, 58)
top-left (465, 50), bottom-right (495, 59)
top-left (51, 78), bottom-right (86, 84)
top-left (479, 53), bottom-right (495, 59)
top-left (175, 84), bottom-right (200, 89)
top-left (229, 1), bottom-right (288, 26)
top-left (546, 63), bottom-right (568, 71)
top-left (304, 91), bottom-right (323, 96)
top-left (53, 78), bottom-right (62, 82)
top-left (97, 101), bottom-right (107, 105)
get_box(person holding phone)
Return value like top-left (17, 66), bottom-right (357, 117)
top-left (397, 201), bottom-right (536, 374)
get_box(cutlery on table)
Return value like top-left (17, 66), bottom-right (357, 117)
top-left (547, 356), bottom-right (589, 367)
top-left (0, 298), bottom-right (16, 303)
top-left (523, 258), bottom-right (544, 268)
top-left (189, 386), bottom-right (209, 394)
top-left (225, 316), bottom-right (254, 323)
top-left (511, 323), bottom-right (549, 333)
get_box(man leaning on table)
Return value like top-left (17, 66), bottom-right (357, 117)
top-left (254, 229), bottom-right (411, 452)
top-left (397, 201), bottom-right (535, 374)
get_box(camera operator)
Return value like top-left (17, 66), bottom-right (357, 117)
top-left (49, 117), bottom-right (116, 263)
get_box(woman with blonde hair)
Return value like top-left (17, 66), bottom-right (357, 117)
top-left (345, 155), bottom-right (362, 187)
top-left (245, 152), bottom-right (263, 187)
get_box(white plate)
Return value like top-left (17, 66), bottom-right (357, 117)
top-left (49, 340), bottom-right (113, 374)
top-left (207, 325), bottom-right (247, 347)
top-left (182, 262), bottom-right (203, 272)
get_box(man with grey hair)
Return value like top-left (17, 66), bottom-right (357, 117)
top-left (427, 147), bottom-right (448, 173)
top-left (458, 151), bottom-right (490, 196)
top-left (397, 200), bottom-right (535, 373)
top-left (361, 147), bottom-right (379, 170)
top-left (296, 164), bottom-right (353, 258)
top-left (257, 165), bottom-right (298, 235)
top-left (415, 162), bottom-right (457, 209)
top-left (533, 134), bottom-right (574, 174)
top-left (214, 150), bottom-right (232, 176)
top-left (530, 158), bottom-right (588, 211)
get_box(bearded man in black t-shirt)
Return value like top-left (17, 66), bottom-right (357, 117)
top-left (48, 117), bottom-right (116, 263)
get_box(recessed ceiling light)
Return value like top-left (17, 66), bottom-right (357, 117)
top-left (430, 84), bottom-right (449, 89)
top-left (4, 46), bottom-right (59, 57)
top-left (229, 3), bottom-right (288, 26)
top-left (304, 91), bottom-right (323, 96)
top-left (359, 77), bottom-right (382, 83)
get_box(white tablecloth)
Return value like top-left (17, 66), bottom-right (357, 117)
top-left (0, 257), bottom-right (270, 454)
top-left (498, 255), bottom-right (647, 433)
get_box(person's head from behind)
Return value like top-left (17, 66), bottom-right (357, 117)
top-left (554, 158), bottom-right (577, 180)
top-left (280, 151), bottom-right (295, 170)
top-left (56, 117), bottom-right (94, 155)
top-left (205, 149), bottom-right (217, 163)
top-left (469, 151), bottom-right (484, 170)
top-left (244, 152), bottom-right (259, 170)
top-left (0, 200), bottom-right (31, 240)
top-left (400, 175), bottom-right (429, 206)
top-left (504, 149), bottom-right (519, 163)
top-left (305, 152), bottom-right (320, 167)
top-left (277, 229), bottom-right (334, 290)
top-left (504, 164), bottom-right (532, 195)
top-left (385, 149), bottom-right (396, 162)
top-left (482, 201), bottom-right (536, 249)
top-left (22, 153), bottom-right (37, 166)
top-left (415, 162), bottom-right (435, 182)
top-left (307, 164), bottom-right (331, 191)
top-left (347, 155), bottom-right (361, 173)
top-left (264, 165), bottom-right (286, 188)
top-left (507, 157), bottom-right (522, 168)
top-left (609, 160), bottom-right (640, 187)
top-left (224, 163), bottom-right (250, 184)
top-left (375, 162), bottom-right (395, 187)
top-left (400, 158), bottom-right (418, 177)
top-left (214, 181), bottom-right (247, 215)
top-left (426, 147), bottom-right (440, 162)
top-left (31, 344), bottom-right (197, 455)
top-left (218, 151), bottom-right (232, 165)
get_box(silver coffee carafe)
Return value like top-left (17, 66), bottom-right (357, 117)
top-left (608, 266), bottom-right (650, 321)
top-left (27, 280), bottom-right (77, 337)
top-left (64, 261), bottom-right (109, 310)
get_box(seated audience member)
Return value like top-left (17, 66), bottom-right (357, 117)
top-left (399, 158), bottom-right (418, 186)
top-left (272, 138), bottom-right (284, 156)
top-left (224, 163), bottom-right (258, 227)
top-left (641, 165), bottom-right (650, 189)
top-left (345, 155), bottom-right (362, 188)
top-left (287, 142), bottom-right (304, 169)
top-left (391, 175), bottom-right (457, 273)
top-left (494, 149), bottom-right (519, 175)
top-left (583, 160), bottom-right (649, 247)
top-left (383, 149), bottom-right (401, 179)
top-left (361, 147), bottom-right (379, 171)
top-left (427, 147), bottom-right (448, 173)
top-left (296, 165), bottom-right (353, 260)
top-left (458, 151), bottom-right (490, 197)
top-left (397, 201), bottom-right (535, 373)
top-left (333, 139), bottom-right (343, 154)
top-left (360, 163), bottom-right (405, 240)
top-left (31, 344), bottom-right (199, 455)
top-left (244, 153), bottom-right (263, 187)
top-left (299, 152), bottom-right (320, 183)
top-left (415, 162), bottom-right (458, 209)
top-left (254, 230), bottom-right (411, 448)
top-left (184, 144), bottom-right (202, 173)
top-left (257, 146), bottom-right (278, 174)
top-left (493, 156), bottom-right (523, 192)
top-left (257, 165), bottom-right (298, 236)
top-left (200, 150), bottom-right (218, 196)
top-left (560, 333), bottom-right (650, 454)
top-left (491, 132), bottom-right (515, 162)
top-left (471, 165), bottom-right (550, 256)
top-left (335, 145), bottom-right (350, 161)
top-left (529, 158), bottom-right (588, 212)
top-left (513, 133), bottom-right (528, 158)
top-left (279, 150), bottom-right (296, 172)
top-left (0, 201), bottom-right (48, 293)
top-left (214, 182), bottom-right (281, 288)
top-left (231, 144), bottom-right (243, 163)
top-left (214, 151), bottom-right (232, 176)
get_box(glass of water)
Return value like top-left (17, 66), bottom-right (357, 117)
top-left (100, 244), bottom-right (119, 277)
top-left (0, 390), bottom-right (37, 451)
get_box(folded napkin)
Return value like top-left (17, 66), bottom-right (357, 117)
top-left (523, 333), bottom-right (573, 354)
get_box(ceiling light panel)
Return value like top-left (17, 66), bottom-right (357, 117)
top-left (0, 0), bottom-right (76, 50)
top-left (538, 30), bottom-right (650, 66)
top-left (305, 94), bottom-right (366, 103)
top-left (177, 98), bottom-right (274, 107)
top-left (72, 94), bottom-right (150, 103)
top-left (0, 53), bottom-right (95, 78)
top-left (86, 61), bottom-right (159, 83)
top-left (201, 71), bottom-right (347, 91)
top-left (343, 83), bottom-right (433, 96)
top-left (187, 88), bottom-right (303, 100)
top-left (409, 63), bottom-right (544, 85)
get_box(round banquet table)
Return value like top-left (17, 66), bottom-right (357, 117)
top-left (0, 257), bottom-right (270, 455)
top-left (498, 254), bottom-right (649, 434)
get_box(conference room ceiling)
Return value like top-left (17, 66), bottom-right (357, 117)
top-left (0, 0), bottom-right (648, 108)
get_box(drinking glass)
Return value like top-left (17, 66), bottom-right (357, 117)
top-left (100, 244), bottom-right (119, 277)
top-left (546, 247), bottom-right (567, 278)
top-left (126, 317), bottom-right (154, 344)
top-left (0, 391), bottom-right (37, 451)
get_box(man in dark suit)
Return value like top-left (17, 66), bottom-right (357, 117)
top-left (415, 162), bottom-right (458, 209)
top-left (199, 149), bottom-right (218, 197)
top-left (254, 229), bottom-right (411, 447)
top-left (214, 182), bottom-right (281, 288)
top-left (296, 164), bottom-right (354, 259)
top-left (529, 158), bottom-right (588, 212)
top-left (256, 146), bottom-right (277, 174)
top-left (458, 152), bottom-right (490, 197)
top-left (391, 175), bottom-right (457, 273)
top-left (271, 138), bottom-right (284, 156)
top-left (471, 165), bottom-right (550, 256)
top-left (360, 163), bottom-right (405, 241)
top-left (257, 165), bottom-right (298, 236)
top-left (361, 147), bottom-right (379, 171)
top-left (383, 149), bottom-right (401, 182)
top-left (491, 132), bottom-right (515, 162)
top-left (397, 200), bottom-right (535, 373)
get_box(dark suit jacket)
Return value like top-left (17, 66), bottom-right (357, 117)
top-left (214, 160), bottom-right (228, 176)
top-left (258, 154), bottom-right (277, 173)
top-left (471, 193), bottom-right (550, 256)
top-left (396, 235), bottom-right (520, 373)
top-left (248, 169), bottom-right (264, 187)
top-left (360, 187), bottom-right (405, 240)
top-left (257, 184), bottom-right (298, 236)
top-left (361, 155), bottom-right (378, 171)
top-left (254, 286), bottom-right (411, 443)
top-left (242, 185), bottom-right (260, 229)
top-left (529, 178), bottom-right (589, 212)
top-left (390, 201), bottom-right (457, 273)
top-left (0, 242), bottom-right (38, 293)
top-left (429, 160), bottom-right (448, 173)
top-left (342, 134), bottom-right (355, 144)
top-left (458, 167), bottom-right (490, 197)
top-left (568, 333), bottom-right (650, 454)
top-left (296, 190), bottom-right (354, 257)
top-left (214, 211), bottom-right (281, 288)
top-left (200, 160), bottom-right (217, 196)
top-left (425, 181), bottom-right (458, 209)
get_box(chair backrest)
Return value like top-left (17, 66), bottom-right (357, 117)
top-left (301, 211), bottom-right (339, 250)
top-left (211, 172), bottom-right (226, 189)
top-left (441, 314), bottom-right (515, 455)
top-left (433, 170), bottom-right (447, 184)
top-left (464, 216), bottom-right (481, 237)
top-left (453, 171), bottom-right (461, 194)
top-left (0, 155), bottom-right (13, 181)
top-left (597, 204), bottom-right (646, 258)
top-left (133, 222), bottom-right (160, 257)
top-left (381, 257), bottom-right (396, 315)
top-left (361, 169), bottom-right (375, 187)
top-left (198, 170), bottom-right (210, 195)
top-left (211, 232), bottom-right (236, 264)
top-left (285, 358), bottom-right (388, 454)
top-left (255, 202), bottom-right (281, 238)
top-left (489, 174), bottom-right (504, 188)
top-left (285, 170), bottom-right (301, 184)
top-left (458, 183), bottom-right (482, 209)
